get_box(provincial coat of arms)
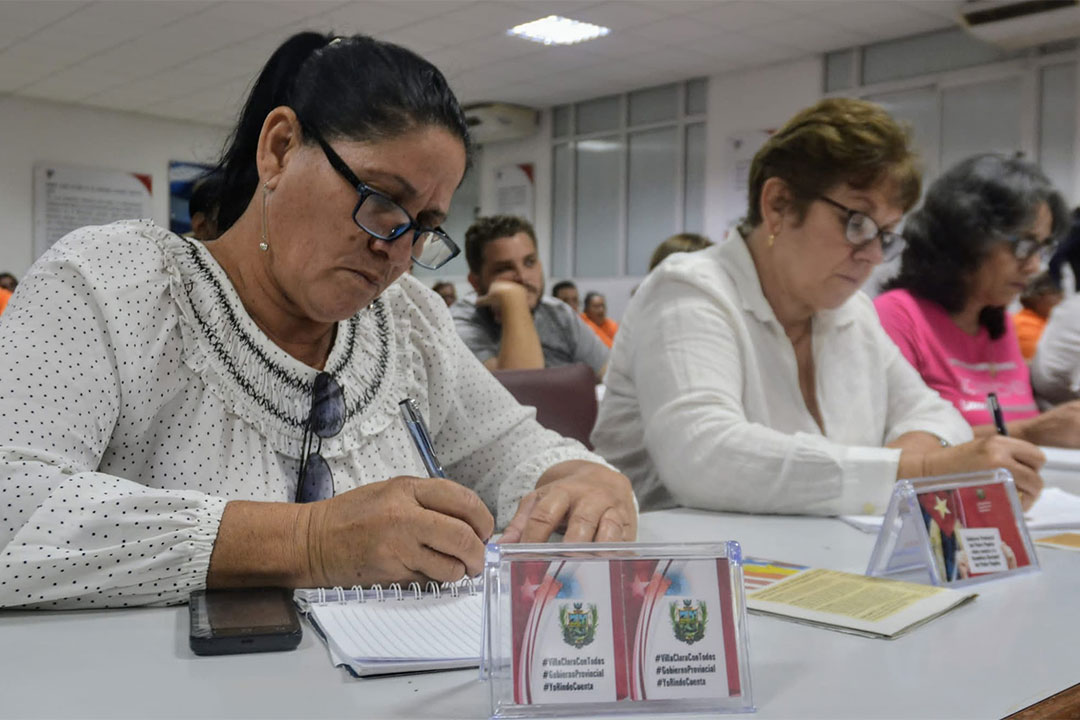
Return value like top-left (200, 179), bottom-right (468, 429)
top-left (670, 599), bottom-right (707, 645)
top-left (559, 602), bottom-right (598, 648)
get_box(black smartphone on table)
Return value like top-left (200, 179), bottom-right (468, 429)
top-left (189, 587), bottom-right (302, 656)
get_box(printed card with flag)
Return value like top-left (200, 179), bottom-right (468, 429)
top-left (867, 469), bottom-right (1039, 588)
top-left (508, 559), bottom-right (622, 706)
top-left (483, 542), bottom-right (754, 719)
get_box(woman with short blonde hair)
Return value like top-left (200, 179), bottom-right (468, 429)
top-left (592, 98), bottom-right (1044, 515)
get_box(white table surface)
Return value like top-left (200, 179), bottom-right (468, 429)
top-left (2, 508), bottom-right (1078, 720)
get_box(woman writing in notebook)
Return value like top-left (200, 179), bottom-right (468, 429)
top-left (876, 154), bottom-right (1080, 448)
top-left (0, 33), bottom-right (634, 610)
top-left (592, 98), bottom-right (1044, 516)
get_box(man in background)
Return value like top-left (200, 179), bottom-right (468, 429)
top-left (582, 292), bottom-right (618, 348)
top-left (552, 280), bottom-right (580, 312)
top-left (452, 215), bottom-right (607, 379)
top-left (432, 280), bottom-right (457, 307)
top-left (188, 172), bottom-right (223, 242)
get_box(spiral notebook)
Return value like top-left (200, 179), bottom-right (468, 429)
top-left (293, 580), bottom-right (483, 677)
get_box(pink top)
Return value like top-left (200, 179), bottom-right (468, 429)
top-left (874, 289), bottom-right (1038, 427)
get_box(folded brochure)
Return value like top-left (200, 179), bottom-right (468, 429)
top-left (743, 557), bottom-right (976, 640)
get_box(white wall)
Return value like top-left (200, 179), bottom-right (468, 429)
top-left (471, 56), bottom-right (825, 322)
top-left (0, 95), bottom-right (227, 276)
top-left (703, 56), bottom-right (823, 240)
top-left (478, 108), bottom-right (554, 263)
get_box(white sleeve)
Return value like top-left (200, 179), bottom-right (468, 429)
top-left (412, 286), bottom-right (618, 529)
top-left (0, 239), bottom-right (226, 609)
top-left (633, 279), bottom-right (902, 516)
top-left (1032, 298), bottom-right (1080, 405)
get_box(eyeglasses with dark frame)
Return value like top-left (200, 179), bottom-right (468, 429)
top-left (818, 195), bottom-right (904, 262)
top-left (306, 127), bottom-right (461, 271)
top-left (1005, 233), bottom-right (1057, 264)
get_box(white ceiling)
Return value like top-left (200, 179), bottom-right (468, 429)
top-left (0, 0), bottom-right (967, 128)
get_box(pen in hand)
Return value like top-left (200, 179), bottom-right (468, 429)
top-left (400, 398), bottom-right (493, 547)
top-left (987, 392), bottom-right (1008, 436)
top-left (399, 398), bottom-right (447, 479)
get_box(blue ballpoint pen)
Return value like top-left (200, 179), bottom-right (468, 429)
top-left (399, 398), bottom-right (447, 478)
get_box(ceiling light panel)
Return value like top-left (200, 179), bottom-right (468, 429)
top-left (508, 15), bottom-right (610, 45)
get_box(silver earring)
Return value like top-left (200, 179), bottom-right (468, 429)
top-left (259, 182), bottom-right (271, 252)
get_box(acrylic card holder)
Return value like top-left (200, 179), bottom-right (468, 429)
top-left (866, 469), bottom-right (1039, 588)
top-left (482, 541), bottom-right (754, 718)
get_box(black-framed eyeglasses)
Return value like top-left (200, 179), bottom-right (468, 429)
top-left (306, 127), bottom-right (461, 271)
top-left (818, 196), bottom-right (904, 262)
top-left (1006, 234), bottom-right (1057, 264)
top-left (296, 372), bottom-right (345, 503)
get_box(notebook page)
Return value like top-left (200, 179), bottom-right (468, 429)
top-left (309, 593), bottom-right (483, 662)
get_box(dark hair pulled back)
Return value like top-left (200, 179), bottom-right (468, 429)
top-left (213, 31), bottom-right (471, 233)
top-left (886, 153), bottom-right (1068, 339)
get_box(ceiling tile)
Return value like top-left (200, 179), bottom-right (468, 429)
top-left (742, 17), bottom-right (863, 53)
top-left (46, 1), bottom-right (214, 39)
top-left (0, 1), bottom-right (89, 45)
top-left (569, 1), bottom-right (670, 30)
top-left (0, 41), bottom-right (92, 75)
top-left (198, 1), bottom-right (345, 31)
top-left (692, 29), bottom-right (793, 62)
top-left (18, 64), bottom-right (117, 101)
top-left (0, 57), bottom-right (54, 92)
top-left (580, 33), bottom-right (667, 60)
top-left (498, 0), bottom-right (604, 17)
top-left (802, 1), bottom-right (953, 37)
top-left (629, 47), bottom-right (727, 76)
top-left (310, 0), bottom-right (467, 34)
top-left (685, 1), bottom-right (802, 31)
top-left (0, 0), bottom-right (976, 126)
top-left (622, 15), bottom-right (726, 46)
top-left (900, 1), bottom-right (966, 20)
top-left (429, 35), bottom-right (540, 76)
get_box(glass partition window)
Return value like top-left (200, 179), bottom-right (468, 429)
top-left (576, 95), bottom-right (620, 135)
top-left (574, 136), bottom-right (623, 277)
top-left (831, 28), bottom-right (1079, 215)
top-left (627, 128), bottom-right (679, 275)
top-left (551, 142), bottom-right (573, 278)
top-left (940, 77), bottom-right (1023, 170)
top-left (684, 123), bottom-right (706, 234)
top-left (862, 28), bottom-right (1019, 86)
top-left (551, 78), bottom-right (707, 278)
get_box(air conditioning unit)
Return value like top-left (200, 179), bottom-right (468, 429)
top-left (959, 0), bottom-right (1080, 49)
top-left (463, 103), bottom-right (538, 145)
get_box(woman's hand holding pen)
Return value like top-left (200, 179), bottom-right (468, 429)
top-left (303, 477), bottom-right (494, 587)
top-left (923, 436), bottom-right (1045, 510)
top-left (500, 460), bottom-right (637, 544)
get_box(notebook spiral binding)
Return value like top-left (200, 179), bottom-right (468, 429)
top-left (309, 577), bottom-right (479, 605)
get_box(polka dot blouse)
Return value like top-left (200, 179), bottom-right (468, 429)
top-left (0, 220), bottom-right (602, 609)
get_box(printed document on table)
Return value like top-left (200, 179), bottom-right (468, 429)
top-left (1036, 532), bottom-right (1080, 552)
top-left (746, 567), bottom-right (976, 639)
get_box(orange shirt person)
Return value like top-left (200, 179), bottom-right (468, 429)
top-left (582, 292), bottom-right (618, 348)
top-left (1013, 272), bottom-right (1063, 361)
top-left (0, 288), bottom-right (11, 317)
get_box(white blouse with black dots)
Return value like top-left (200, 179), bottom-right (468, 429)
top-left (0, 220), bottom-right (604, 609)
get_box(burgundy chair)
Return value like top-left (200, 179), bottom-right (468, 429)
top-left (492, 363), bottom-right (598, 448)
